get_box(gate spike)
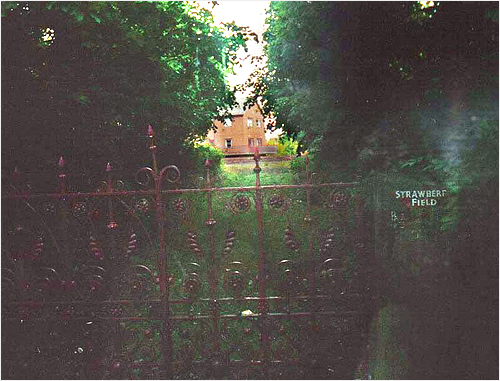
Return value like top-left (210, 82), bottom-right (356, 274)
top-left (147, 125), bottom-right (157, 150)
top-left (12, 166), bottom-right (21, 184)
top-left (253, 146), bottom-right (260, 162)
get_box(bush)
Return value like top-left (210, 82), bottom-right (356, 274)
top-left (268, 135), bottom-right (299, 157)
top-left (184, 143), bottom-right (225, 185)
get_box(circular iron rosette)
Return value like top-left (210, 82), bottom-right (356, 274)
top-left (117, 264), bottom-right (153, 300)
top-left (266, 192), bottom-right (291, 214)
top-left (318, 257), bottom-right (346, 293)
top-left (328, 190), bottom-right (350, 211)
top-left (181, 262), bottom-right (203, 300)
top-left (223, 261), bottom-right (247, 297)
top-left (227, 192), bottom-right (253, 214)
top-left (169, 197), bottom-right (191, 220)
top-left (30, 266), bottom-right (62, 301)
top-left (41, 200), bottom-right (57, 216)
top-left (70, 200), bottom-right (89, 221)
top-left (103, 356), bottom-right (132, 379)
top-left (77, 265), bottom-right (107, 300)
top-left (134, 196), bottom-right (154, 215)
top-left (123, 327), bottom-right (159, 373)
top-left (275, 259), bottom-right (308, 296)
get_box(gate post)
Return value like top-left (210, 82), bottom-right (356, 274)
top-left (253, 148), bottom-right (271, 371)
top-left (304, 154), bottom-right (319, 329)
top-left (148, 126), bottom-right (175, 379)
top-left (204, 159), bottom-right (222, 360)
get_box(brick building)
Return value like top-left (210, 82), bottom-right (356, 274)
top-left (207, 100), bottom-right (277, 155)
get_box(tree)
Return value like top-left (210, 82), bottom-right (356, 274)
top-left (248, 3), bottom-right (498, 378)
top-left (2, 1), bottom-right (248, 189)
top-left (249, 1), bottom-right (498, 174)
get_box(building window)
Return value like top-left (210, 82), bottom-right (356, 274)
top-left (256, 119), bottom-right (261, 127)
top-left (247, 118), bottom-right (253, 127)
top-left (225, 117), bottom-right (232, 126)
top-left (248, 138), bottom-right (254, 147)
top-left (257, 138), bottom-right (262, 146)
top-left (225, 139), bottom-right (232, 148)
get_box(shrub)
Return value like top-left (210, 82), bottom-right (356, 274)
top-left (183, 142), bottom-right (225, 185)
top-left (268, 135), bottom-right (299, 157)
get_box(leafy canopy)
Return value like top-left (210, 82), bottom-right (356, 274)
top-left (248, 1), bottom-right (498, 175)
top-left (2, 1), bottom-right (250, 186)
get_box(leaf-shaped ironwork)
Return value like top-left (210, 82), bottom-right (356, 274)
top-left (222, 230), bottom-right (236, 258)
top-left (187, 231), bottom-right (203, 259)
top-left (182, 263), bottom-right (202, 299)
top-left (89, 236), bottom-right (104, 261)
top-left (284, 226), bottom-right (300, 252)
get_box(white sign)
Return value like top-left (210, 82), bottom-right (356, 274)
top-left (395, 189), bottom-right (447, 206)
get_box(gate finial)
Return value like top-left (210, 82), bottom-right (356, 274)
top-left (58, 156), bottom-right (67, 193)
top-left (148, 125), bottom-right (156, 150)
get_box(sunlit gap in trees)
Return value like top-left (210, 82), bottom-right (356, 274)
top-left (414, 1), bottom-right (439, 20)
top-left (419, 1), bottom-right (436, 9)
top-left (40, 27), bottom-right (55, 46)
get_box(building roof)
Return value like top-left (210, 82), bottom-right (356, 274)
top-left (229, 98), bottom-right (245, 115)
top-left (228, 98), bottom-right (247, 116)
top-left (227, 97), bottom-right (263, 116)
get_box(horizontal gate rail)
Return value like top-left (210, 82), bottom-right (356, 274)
top-left (3, 182), bottom-right (359, 200)
top-left (2, 127), bottom-right (375, 379)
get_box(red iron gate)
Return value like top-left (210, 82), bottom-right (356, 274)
top-left (2, 129), bottom-right (376, 379)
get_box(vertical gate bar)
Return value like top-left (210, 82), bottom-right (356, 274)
top-left (58, 156), bottom-right (67, 194)
top-left (11, 168), bottom-right (25, 303)
top-left (106, 163), bottom-right (118, 229)
top-left (149, 127), bottom-right (173, 379)
top-left (253, 147), bottom-right (271, 369)
top-left (148, 125), bottom-right (159, 174)
top-left (204, 159), bottom-right (221, 356)
top-left (304, 155), bottom-right (318, 330)
top-left (354, 195), bottom-right (365, 264)
top-left (355, 194), bottom-right (369, 304)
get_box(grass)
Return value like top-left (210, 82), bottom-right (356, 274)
top-left (219, 159), bottom-right (298, 187)
top-left (5, 157), bottom-right (364, 379)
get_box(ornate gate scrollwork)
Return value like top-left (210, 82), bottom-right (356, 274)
top-left (2, 130), bottom-right (374, 379)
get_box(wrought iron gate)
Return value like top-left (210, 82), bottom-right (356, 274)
top-left (2, 129), bottom-right (376, 379)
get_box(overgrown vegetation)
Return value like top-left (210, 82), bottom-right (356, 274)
top-left (267, 133), bottom-right (301, 157)
top-left (2, 1), bottom-right (254, 189)
top-left (242, 1), bottom-right (498, 378)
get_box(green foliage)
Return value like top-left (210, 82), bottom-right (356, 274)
top-left (247, 1), bottom-right (498, 175)
top-left (269, 134), bottom-right (299, 157)
top-left (184, 143), bottom-right (225, 184)
top-left (289, 156), bottom-right (307, 172)
top-left (460, 120), bottom-right (499, 185)
top-left (2, 1), bottom-right (250, 187)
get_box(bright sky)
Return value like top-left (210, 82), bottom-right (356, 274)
top-left (203, 1), bottom-right (281, 139)
top-left (209, 1), bottom-right (270, 88)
